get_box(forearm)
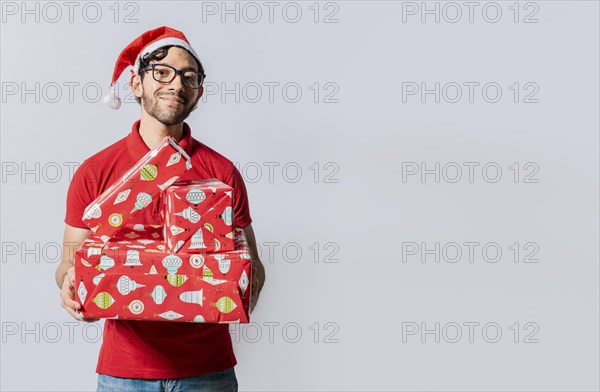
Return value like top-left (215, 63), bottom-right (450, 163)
top-left (55, 225), bottom-right (91, 288)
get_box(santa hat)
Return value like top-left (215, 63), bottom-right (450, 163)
top-left (102, 26), bottom-right (201, 109)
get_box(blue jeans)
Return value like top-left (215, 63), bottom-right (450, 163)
top-left (97, 368), bottom-right (238, 392)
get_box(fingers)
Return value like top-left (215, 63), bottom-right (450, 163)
top-left (67, 266), bottom-right (76, 285)
top-left (60, 275), bottom-right (83, 321)
top-left (61, 296), bottom-right (98, 322)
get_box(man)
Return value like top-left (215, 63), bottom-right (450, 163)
top-left (55, 26), bottom-right (265, 391)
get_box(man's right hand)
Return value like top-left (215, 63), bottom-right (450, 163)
top-left (56, 225), bottom-right (98, 322)
top-left (60, 266), bottom-right (99, 322)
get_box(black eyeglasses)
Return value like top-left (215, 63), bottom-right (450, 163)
top-left (143, 64), bottom-right (206, 89)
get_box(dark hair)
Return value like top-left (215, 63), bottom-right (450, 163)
top-left (134, 45), bottom-right (204, 104)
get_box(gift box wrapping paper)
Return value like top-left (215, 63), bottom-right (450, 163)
top-left (163, 179), bottom-right (235, 253)
top-left (82, 137), bottom-right (192, 242)
top-left (74, 224), bottom-right (252, 323)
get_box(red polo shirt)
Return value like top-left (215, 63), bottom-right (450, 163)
top-left (65, 119), bottom-right (252, 379)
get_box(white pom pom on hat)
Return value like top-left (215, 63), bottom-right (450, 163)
top-left (103, 26), bottom-right (201, 109)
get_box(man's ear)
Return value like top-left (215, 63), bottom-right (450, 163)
top-left (130, 74), bottom-right (143, 98)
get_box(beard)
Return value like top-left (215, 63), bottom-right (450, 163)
top-left (142, 90), bottom-right (196, 126)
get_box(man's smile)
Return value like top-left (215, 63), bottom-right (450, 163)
top-left (158, 94), bottom-right (186, 105)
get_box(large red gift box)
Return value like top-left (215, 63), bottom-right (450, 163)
top-left (74, 225), bottom-right (252, 323)
top-left (82, 136), bottom-right (191, 242)
top-left (163, 179), bottom-right (235, 253)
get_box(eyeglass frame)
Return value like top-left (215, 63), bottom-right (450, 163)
top-left (142, 63), bottom-right (206, 89)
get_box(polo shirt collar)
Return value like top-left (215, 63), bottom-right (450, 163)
top-left (126, 119), bottom-right (194, 162)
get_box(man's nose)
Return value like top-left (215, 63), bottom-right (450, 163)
top-left (168, 72), bottom-right (186, 90)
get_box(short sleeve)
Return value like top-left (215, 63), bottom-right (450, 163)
top-left (65, 160), bottom-right (95, 229)
top-left (225, 166), bottom-right (252, 229)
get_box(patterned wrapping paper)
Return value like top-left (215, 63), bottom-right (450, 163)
top-left (74, 225), bottom-right (252, 323)
top-left (163, 179), bottom-right (235, 253)
top-left (82, 137), bottom-right (192, 242)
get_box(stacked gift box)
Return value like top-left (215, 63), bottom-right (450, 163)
top-left (74, 136), bottom-right (252, 323)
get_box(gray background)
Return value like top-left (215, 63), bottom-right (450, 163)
top-left (1, 1), bottom-right (599, 391)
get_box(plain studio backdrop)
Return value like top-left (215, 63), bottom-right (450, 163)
top-left (1, 1), bottom-right (598, 391)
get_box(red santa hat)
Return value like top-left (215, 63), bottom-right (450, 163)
top-left (103, 26), bottom-right (201, 109)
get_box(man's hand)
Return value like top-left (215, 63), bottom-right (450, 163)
top-left (243, 224), bottom-right (266, 314)
top-left (250, 260), bottom-right (266, 314)
top-left (55, 225), bottom-right (98, 322)
top-left (60, 266), bottom-right (99, 322)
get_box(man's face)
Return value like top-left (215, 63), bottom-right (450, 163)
top-left (134, 47), bottom-right (203, 126)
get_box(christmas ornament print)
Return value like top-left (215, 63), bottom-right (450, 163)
top-left (193, 315), bottom-right (206, 323)
top-left (83, 203), bottom-right (102, 220)
top-left (215, 296), bottom-right (236, 313)
top-left (140, 164), bottom-right (158, 181)
top-left (175, 206), bottom-right (200, 224)
top-left (92, 292), bottom-right (115, 309)
top-left (81, 136), bottom-right (191, 241)
top-left (239, 270), bottom-right (249, 295)
top-left (179, 289), bottom-right (204, 306)
top-left (186, 189), bottom-right (205, 205)
top-left (117, 275), bottom-right (146, 295)
top-left (189, 254), bottom-right (204, 268)
top-left (124, 250), bottom-right (142, 267)
top-left (221, 206), bottom-right (233, 226)
top-left (215, 254), bottom-right (231, 274)
top-left (170, 225), bottom-right (185, 236)
top-left (97, 254), bottom-right (115, 271)
top-left (78, 281), bottom-right (88, 303)
top-left (150, 285), bottom-right (167, 304)
top-left (114, 189), bottom-right (131, 204)
top-left (74, 225), bottom-right (251, 323)
top-left (167, 152), bottom-right (181, 166)
top-left (109, 213), bottom-right (123, 227)
top-left (203, 277), bottom-right (227, 285)
top-left (131, 192), bottom-right (152, 213)
top-left (203, 266), bottom-right (213, 279)
top-left (162, 255), bottom-right (183, 274)
top-left (189, 229), bottom-right (206, 249)
top-left (166, 274), bottom-right (188, 287)
top-left (160, 310), bottom-right (183, 320)
top-left (164, 179), bottom-right (234, 253)
top-left (128, 299), bottom-right (144, 314)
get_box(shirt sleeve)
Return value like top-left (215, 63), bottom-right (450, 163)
top-left (64, 160), bottom-right (96, 229)
top-left (225, 165), bottom-right (253, 229)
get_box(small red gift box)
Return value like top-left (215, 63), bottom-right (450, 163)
top-left (82, 137), bottom-right (191, 242)
top-left (74, 225), bottom-right (252, 323)
top-left (163, 179), bottom-right (235, 253)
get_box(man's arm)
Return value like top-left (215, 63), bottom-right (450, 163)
top-left (243, 224), bottom-right (266, 314)
top-left (55, 224), bottom-right (95, 321)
